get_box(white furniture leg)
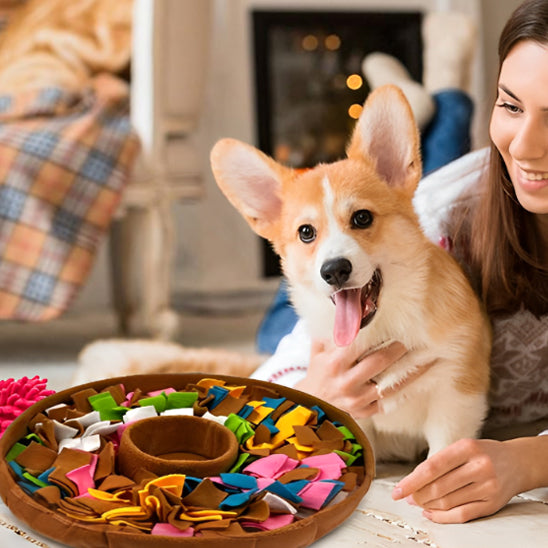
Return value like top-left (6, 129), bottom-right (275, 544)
top-left (110, 0), bottom-right (211, 338)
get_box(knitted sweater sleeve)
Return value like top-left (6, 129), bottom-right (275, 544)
top-left (250, 319), bottom-right (311, 387)
top-left (413, 147), bottom-right (489, 244)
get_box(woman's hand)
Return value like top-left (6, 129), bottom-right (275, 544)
top-left (294, 339), bottom-right (407, 418)
top-left (393, 436), bottom-right (548, 523)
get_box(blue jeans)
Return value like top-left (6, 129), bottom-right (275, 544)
top-left (256, 90), bottom-right (473, 354)
top-left (256, 278), bottom-right (299, 355)
top-left (421, 90), bottom-right (474, 175)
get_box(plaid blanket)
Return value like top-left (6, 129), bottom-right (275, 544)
top-left (0, 73), bottom-right (140, 321)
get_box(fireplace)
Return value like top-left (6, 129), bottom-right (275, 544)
top-left (252, 9), bottom-right (423, 275)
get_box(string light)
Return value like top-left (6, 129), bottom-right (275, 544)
top-left (302, 34), bottom-right (319, 51)
top-left (346, 74), bottom-right (363, 90)
top-left (325, 34), bottom-right (341, 50)
top-left (348, 104), bottom-right (363, 119)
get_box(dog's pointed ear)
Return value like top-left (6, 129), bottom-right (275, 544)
top-left (347, 84), bottom-right (422, 195)
top-left (210, 138), bottom-right (289, 240)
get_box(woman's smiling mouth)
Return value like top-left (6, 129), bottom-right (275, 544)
top-left (516, 168), bottom-right (548, 191)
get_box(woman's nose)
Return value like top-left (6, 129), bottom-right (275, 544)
top-left (509, 116), bottom-right (547, 162)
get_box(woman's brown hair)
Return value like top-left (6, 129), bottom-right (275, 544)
top-left (453, 0), bottom-right (548, 316)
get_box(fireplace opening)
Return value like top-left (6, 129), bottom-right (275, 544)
top-left (252, 9), bottom-right (423, 276)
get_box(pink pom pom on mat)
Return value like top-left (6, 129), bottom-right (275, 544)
top-left (0, 376), bottom-right (55, 436)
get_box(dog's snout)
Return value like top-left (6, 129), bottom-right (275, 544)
top-left (321, 258), bottom-right (352, 287)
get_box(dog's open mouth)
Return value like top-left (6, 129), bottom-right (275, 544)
top-left (331, 269), bottom-right (382, 347)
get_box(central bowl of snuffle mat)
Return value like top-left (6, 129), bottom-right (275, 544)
top-left (0, 374), bottom-right (374, 548)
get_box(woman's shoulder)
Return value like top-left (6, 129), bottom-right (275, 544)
top-left (414, 147), bottom-right (490, 243)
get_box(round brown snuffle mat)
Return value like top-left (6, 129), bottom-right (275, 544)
top-left (0, 374), bottom-right (374, 548)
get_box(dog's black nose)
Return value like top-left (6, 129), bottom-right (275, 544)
top-left (321, 258), bottom-right (352, 287)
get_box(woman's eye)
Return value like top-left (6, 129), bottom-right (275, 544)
top-left (351, 209), bottom-right (373, 229)
top-left (497, 101), bottom-right (521, 114)
top-left (298, 224), bottom-right (316, 243)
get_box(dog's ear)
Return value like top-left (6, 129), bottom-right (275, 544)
top-left (347, 84), bottom-right (422, 195)
top-left (210, 138), bottom-right (290, 240)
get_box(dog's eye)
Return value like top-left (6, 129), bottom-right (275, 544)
top-left (298, 224), bottom-right (316, 243)
top-left (351, 209), bottom-right (373, 229)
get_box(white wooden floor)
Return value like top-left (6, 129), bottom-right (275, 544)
top-left (315, 463), bottom-right (548, 547)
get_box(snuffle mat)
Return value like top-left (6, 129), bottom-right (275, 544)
top-left (0, 374), bottom-right (374, 548)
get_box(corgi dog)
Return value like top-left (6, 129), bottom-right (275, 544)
top-left (210, 85), bottom-right (491, 461)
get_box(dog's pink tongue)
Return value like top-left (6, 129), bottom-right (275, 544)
top-left (333, 288), bottom-right (362, 347)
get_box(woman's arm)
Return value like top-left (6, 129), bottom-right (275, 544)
top-left (393, 435), bottom-right (548, 523)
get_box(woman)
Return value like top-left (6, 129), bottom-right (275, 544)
top-left (253, 0), bottom-right (548, 523)
top-left (392, 0), bottom-right (548, 523)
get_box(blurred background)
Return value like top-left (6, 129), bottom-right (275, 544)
top-left (86, 0), bottom-right (517, 308)
top-left (0, 0), bottom-right (521, 388)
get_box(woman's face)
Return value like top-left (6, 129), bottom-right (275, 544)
top-left (490, 39), bottom-right (548, 215)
